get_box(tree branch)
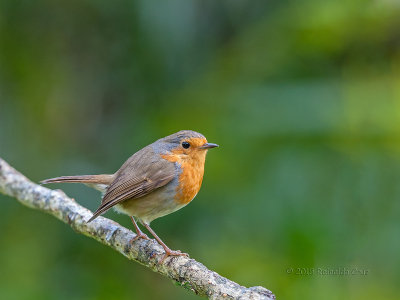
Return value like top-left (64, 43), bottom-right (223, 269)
top-left (0, 157), bottom-right (275, 300)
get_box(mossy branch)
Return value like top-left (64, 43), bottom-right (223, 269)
top-left (0, 157), bottom-right (275, 300)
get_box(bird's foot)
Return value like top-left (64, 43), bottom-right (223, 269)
top-left (130, 232), bottom-right (150, 244)
top-left (160, 249), bottom-right (188, 264)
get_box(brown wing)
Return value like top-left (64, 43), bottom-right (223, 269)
top-left (88, 146), bottom-right (176, 222)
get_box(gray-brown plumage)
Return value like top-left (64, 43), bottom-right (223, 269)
top-left (89, 145), bottom-right (176, 222)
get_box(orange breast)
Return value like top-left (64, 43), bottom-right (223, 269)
top-left (161, 151), bottom-right (206, 205)
top-left (175, 159), bottom-right (204, 204)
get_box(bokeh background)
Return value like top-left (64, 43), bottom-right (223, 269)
top-left (1, 0), bottom-right (400, 299)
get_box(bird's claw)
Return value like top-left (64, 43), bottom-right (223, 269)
top-left (130, 232), bottom-right (150, 244)
top-left (160, 250), bottom-right (189, 264)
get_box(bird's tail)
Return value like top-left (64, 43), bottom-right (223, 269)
top-left (41, 174), bottom-right (114, 185)
top-left (41, 174), bottom-right (114, 193)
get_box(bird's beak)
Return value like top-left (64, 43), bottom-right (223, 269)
top-left (199, 143), bottom-right (219, 149)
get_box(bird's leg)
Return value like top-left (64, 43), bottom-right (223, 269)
top-left (143, 223), bottom-right (188, 263)
top-left (130, 216), bottom-right (150, 242)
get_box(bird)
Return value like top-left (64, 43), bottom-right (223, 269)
top-left (41, 130), bottom-right (218, 262)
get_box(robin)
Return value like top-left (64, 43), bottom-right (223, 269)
top-left (41, 130), bottom-right (218, 262)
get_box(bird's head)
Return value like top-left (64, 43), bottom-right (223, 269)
top-left (157, 130), bottom-right (218, 163)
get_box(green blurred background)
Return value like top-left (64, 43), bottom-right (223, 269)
top-left (1, 0), bottom-right (400, 299)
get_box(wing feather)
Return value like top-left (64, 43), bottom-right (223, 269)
top-left (88, 147), bottom-right (176, 222)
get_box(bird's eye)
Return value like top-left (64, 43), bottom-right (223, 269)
top-left (182, 141), bottom-right (190, 149)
